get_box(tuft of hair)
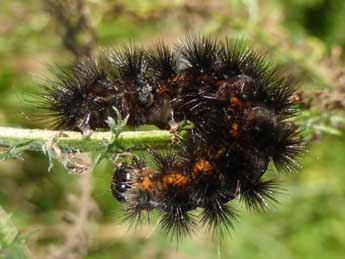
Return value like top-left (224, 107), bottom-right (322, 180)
top-left (177, 131), bottom-right (208, 162)
top-left (239, 178), bottom-right (284, 211)
top-left (35, 57), bottom-right (118, 130)
top-left (159, 206), bottom-right (196, 241)
top-left (145, 42), bottom-right (180, 80)
top-left (200, 201), bottom-right (238, 239)
top-left (219, 38), bottom-right (299, 117)
top-left (150, 149), bottom-right (178, 173)
top-left (122, 191), bottom-right (153, 229)
top-left (109, 44), bottom-right (146, 80)
top-left (177, 34), bottom-right (219, 76)
top-left (266, 72), bottom-right (299, 119)
top-left (218, 38), bottom-right (253, 78)
top-left (173, 90), bottom-right (223, 139)
top-left (272, 124), bottom-right (304, 173)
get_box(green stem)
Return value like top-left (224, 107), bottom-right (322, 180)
top-left (0, 126), bottom-right (173, 153)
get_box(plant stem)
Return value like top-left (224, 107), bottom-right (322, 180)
top-left (0, 126), bottom-right (173, 153)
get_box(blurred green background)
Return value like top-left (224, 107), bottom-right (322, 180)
top-left (1, 0), bottom-right (345, 258)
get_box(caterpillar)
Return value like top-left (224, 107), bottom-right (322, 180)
top-left (112, 133), bottom-right (242, 239)
top-left (35, 35), bottom-right (304, 240)
top-left (35, 44), bottom-right (177, 132)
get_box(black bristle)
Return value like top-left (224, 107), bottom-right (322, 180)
top-left (109, 44), bottom-right (145, 80)
top-left (146, 42), bottom-right (179, 80)
top-left (219, 38), bottom-right (298, 117)
top-left (240, 178), bottom-right (284, 211)
top-left (122, 191), bottom-right (153, 229)
top-left (200, 201), bottom-right (238, 239)
top-left (159, 206), bottom-right (197, 241)
top-left (272, 124), bottom-right (304, 173)
top-left (35, 57), bottom-right (121, 131)
top-left (150, 150), bottom-right (177, 173)
top-left (270, 74), bottom-right (299, 118)
top-left (177, 34), bottom-right (219, 76)
top-left (218, 38), bottom-right (252, 77)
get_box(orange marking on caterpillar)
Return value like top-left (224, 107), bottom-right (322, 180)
top-left (230, 96), bottom-right (242, 108)
top-left (214, 148), bottom-right (225, 160)
top-left (138, 169), bottom-right (156, 191)
top-left (192, 160), bottom-right (214, 177)
top-left (230, 123), bottom-right (239, 138)
top-left (162, 172), bottom-right (189, 187)
top-left (141, 175), bottom-right (154, 191)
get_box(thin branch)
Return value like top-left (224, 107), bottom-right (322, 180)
top-left (0, 126), bottom-right (174, 154)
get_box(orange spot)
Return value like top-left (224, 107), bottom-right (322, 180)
top-left (192, 160), bottom-right (214, 177)
top-left (230, 123), bottom-right (239, 137)
top-left (162, 172), bottom-right (189, 187)
top-left (137, 169), bottom-right (156, 191)
top-left (141, 175), bottom-right (154, 191)
top-left (214, 148), bottom-right (225, 160)
top-left (230, 96), bottom-right (241, 108)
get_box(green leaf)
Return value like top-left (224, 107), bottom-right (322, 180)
top-left (94, 107), bottom-right (129, 168)
top-left (0, 141), bottom-right (33, 161)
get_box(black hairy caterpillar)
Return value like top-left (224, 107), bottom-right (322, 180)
top-left (36, 44), bottom-right (178, 131)
top-left (174, 36), bottom-right (301, 173)
top-left (112, 133), bottom-right (242, 239)
top-left (35, 35), bottom-right (304, 240)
